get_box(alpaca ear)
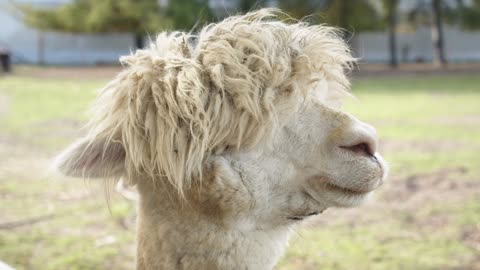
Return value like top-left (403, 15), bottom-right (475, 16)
top-left (55, 137), bottom-right (126, 178)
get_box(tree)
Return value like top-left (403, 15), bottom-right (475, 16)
top-left (382, 0), bottom-right (399, 68)
top-left (239, 0), bottom-right (259, 13)
top-left (431, 0), bottom-right (447, 66)
top-left (456, 0), bottom-right (480, 30)
top-left (165, 0), bottom-right (214, 31)
top-left (408, 0), bottom-right (448, 66)
top-left (442, 0), bottom-right (480, 31)
top-left (279, 0), bottom-right (383, 40)
top-left (14, 0), bottom-right (171, 49)
top-left (278, 0), bottom-right (328, 19)
top-left (321, 0), bottom-right (384, 38)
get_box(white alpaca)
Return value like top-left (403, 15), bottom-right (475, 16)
top-left (56, 9), bottom-right (387, 270)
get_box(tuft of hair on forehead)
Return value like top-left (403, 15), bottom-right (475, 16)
top-left (84, 8), bottom-right (355, 195)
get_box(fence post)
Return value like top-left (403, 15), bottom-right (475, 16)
top-left (0, 48), bottom-right (10, 73)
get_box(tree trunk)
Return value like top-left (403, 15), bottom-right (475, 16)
top-left (387, 0), bottom-right (398, 68)
top-left (38, 31), bottom-right (45, 65)
top-left (134, 33), bottom-right (145, 49)
top-left (338, 0), bottom-right (350, 41)
top-left (431, 0), bottom-right (447, 67)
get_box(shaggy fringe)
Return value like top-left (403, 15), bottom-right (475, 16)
top-left (83, 8), bottom-right (355, 195)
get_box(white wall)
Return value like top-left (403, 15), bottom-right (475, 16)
top-left (355, 26), bottom-right (480, 63)
top-left (0, 0), bottom-right (134, 65)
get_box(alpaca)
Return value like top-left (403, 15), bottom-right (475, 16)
top-left (56, 9), bottom-right (388, 270)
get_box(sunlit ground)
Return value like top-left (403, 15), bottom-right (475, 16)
top-left (0, 67), bottom-right (479, 270)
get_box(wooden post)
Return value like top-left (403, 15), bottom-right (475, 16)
top-left (0, 48), bottom-right (11, 72)
top-left (431, 0), bottom-right (447, 67)
top-left (387, 0), bottom-right (399, 68)
top-left (38, 31), bottom-right (45, 65)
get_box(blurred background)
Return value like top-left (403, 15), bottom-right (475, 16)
top-left (0, 0), bottom-right (479, 269)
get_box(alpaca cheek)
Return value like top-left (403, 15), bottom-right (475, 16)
top-left (189, 162), bottom-right (253, 225)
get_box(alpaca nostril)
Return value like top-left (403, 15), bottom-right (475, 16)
top-left (341, 142), bottom-right (374, 156)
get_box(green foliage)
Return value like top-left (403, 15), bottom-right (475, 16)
top-left (454, 0), bottom-right (480, 30)
top-left (278, 0), bottom-right (383, 33)
top-left (321, 0), bottom-right (384, 31)
top-left (14, 0), bottom-right (170, 34)
top-left (165, 0), bottom-right (214, 31)
top-left (239, 0), bottom-right (261, 13)
top-left (406, 0), bottom-right (480, 30)
top-left (381, 0), bottom-right (399, 23)
top-left (278, 0), bottom-right (328, 19)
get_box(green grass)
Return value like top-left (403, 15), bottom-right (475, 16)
top-left (0, 77), bottom-right (101, 148)
top-left (0, 230), bottom-right (119, 270)
top-left (1, 71), bottom-right (479, 269)
top-left (346, 75), bottom-right (480, 174)
top-left (0, 176), bottom-right (135, 270)
top-left (280, 221), bottom-right (474, 270)
top-left (0, 77), bottom-right (101, 127)
top-left (280, 196), bottom-right (480, 270)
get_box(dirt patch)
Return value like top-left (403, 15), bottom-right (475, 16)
top-left (462, 225), bottom-right (480, 251)
top-left (14, 66), bottom-right (122, 80)
top-left (433, 115), bottom-right (480, 126)
top-left (32, 118), bottom-right (84, 140)
top-left (10, 63), bottom-right (480, 80)
top-left (0, 140), bottom-right (49, 177)
top-left (380, 138), bottom-right (474, 153)
top-left (382, 167), bottom-right (476, 205)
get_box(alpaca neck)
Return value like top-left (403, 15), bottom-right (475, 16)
top-left (135, 181), bottom-right (292, 270)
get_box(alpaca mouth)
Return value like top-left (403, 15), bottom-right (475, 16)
top-left (323, 182), bottom-right (373, 196)
top-left (287, 211), bottom-right (322, 221)
top-left (308, 175), bottom-right (377, 197)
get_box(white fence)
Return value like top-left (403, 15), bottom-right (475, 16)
top-left (2, 1), bottom-right (480, 65)
top-left (0, 1), bottom-right (134, 65)
top-left (355, 26), bottom-right (480, 63)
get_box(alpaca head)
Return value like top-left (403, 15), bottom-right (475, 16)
top-left (56, 9), bottom-right (387, 228)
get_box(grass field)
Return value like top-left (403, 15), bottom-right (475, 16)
top-left (0, 68), bottom-right (479, 270)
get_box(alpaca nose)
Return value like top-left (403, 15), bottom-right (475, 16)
top-left (339, 121), bottom-right (378, 157)
top-left (342, 142), bottom-right (374, 156)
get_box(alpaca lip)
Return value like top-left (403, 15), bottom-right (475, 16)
top-left (287, 211), bottom-right (322, 221)
top-left (323, 182), bottom-right (373, 195)
top-left (310, 175), bottom-right (375, 195)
